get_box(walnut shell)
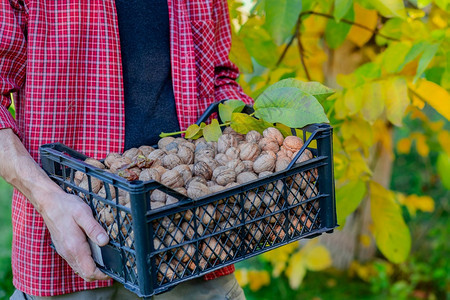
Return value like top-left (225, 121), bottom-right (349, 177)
top-left (151, 200), bottom-right (166, 209)
top-left (164, 141), bottom-right (179, 154)
top-left (158, 137), bottom-right (176, 151)
top-left (161, 154), bottom-right (182, 170)
top-left (253, 152), bottom-right (276, 174)
top-left (194, 155), bottom-right (217, 170)
top-left (138, 145), bottom-right (154, 157)
top-left (246, 130), bottom-right (262, 143)
top-left (152, 166), bottom-right (167, 176)
top-left (199, 204), bottom-right (216, 226)
top-left (258, 137), bottom-right (280, 152)
top-left (226, 159), bottom-right (246, 175)
top-left (123, 148), bottom-right (143, 160)
top-left (225, 147), bottom-right (240, 160)
top-left (84, 158), bottom-right (106, 169)
top-left (148, 149), bottom-right (166, 161)
top-left (263, 127), bottom-right (284, 146)
top-left (161, 170), bottom-right (184, 188)
top-left (187, 181), bottom-right (210, 199)
top-left (293, 148), bottom-right (313, 163)
top-left (151, 190), bottom-right (167, 202)
top-left (236, 172), bottom-right (258, 185)
top-left (104, 153), bottom-right (121, 168)
top-left (217, 134), bottom-right (238, 153)
top-left (186, 176), bottom-right (208, 189)
top-left (176, 244), bottom-right (196, 263)
top-left (172, 164), bottom-right (193, 184)
top-left (109, 157), bottom-right (132, 173)
top-left (276, 156), bottom-right (291, 172)
top-left (209, 184), bottom-right (226, 194)
top-left (283, 136), bottom-right (304, 152)
top-left (139, 168), bottom-right (161, 182)
top-left (177, 145), bottom-right (194, 164)
top-left (239, 142), bottom-right (261, 161)
top-left (241, 160), bottom-right (254, 173)
top-left (215, 153), bottom-right (231, 166)
top-left (212, 167), bottom-right (236, 186)
top-left (193, 161), bottom-right (213, 180)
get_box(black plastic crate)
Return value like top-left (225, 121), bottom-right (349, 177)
top-left (40, 103), bottom-right (337, 298)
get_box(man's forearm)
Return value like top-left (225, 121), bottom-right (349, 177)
top-left (0, 128), bottom-right (62, 213)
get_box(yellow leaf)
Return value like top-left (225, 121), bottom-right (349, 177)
top-left (399, 194), bottom-right (435, 216)
top-left (384, 77), bottom-right (410, 126)
top-left (248, 270), bottom-right (270, 291)
top-left (285, 251), bottom-right (307, 289)
top-left (334, 93), bottom-right (348, 120)
top-left (429, 120), bottom-right (445, 132)
top-left (438, 131), bottom-right (450, 156)
top-left (368, 0), bottom-right (406, 18)
top-left (304, 245), bottom-right (332, 271)
top-left (360, 234), bottom-right (372, 247)
top-left (373, 120), bottom-right (393, 158)
top-left (397, 138), bottom-right (412, 154)
top-left (370, 181), bottom-right (411, 263)
top-left (361, 81), bottom-right (385, 124)
top-left (408, 79), bottom-right (450, 121)
top-left (235, 269), bottom-right (249, 287)
top-left (344, 86), bottom-right (364, 115)
top-left (261, 243), bottom-right (298, 277)
top-left (347, 4), bottom-right (378, 47)
top-left (415, 134), bottom-right (429, 157)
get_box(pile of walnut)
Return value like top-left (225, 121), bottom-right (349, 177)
top-left (74, 126), bottom-right (319, 282)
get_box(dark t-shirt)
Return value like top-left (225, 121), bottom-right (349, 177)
top-left (115, 0), bottom-right (180, 150)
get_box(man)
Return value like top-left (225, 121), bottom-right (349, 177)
top-left (0, 0), bottom-right (251, 298)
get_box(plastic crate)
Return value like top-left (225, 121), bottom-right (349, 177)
top-left (40, 102), bottom-right (337, 298)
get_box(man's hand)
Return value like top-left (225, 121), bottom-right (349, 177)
top-left (0, 128), bottom-right (109, 281)
top-left (41, 190), bottom-right (110, 281)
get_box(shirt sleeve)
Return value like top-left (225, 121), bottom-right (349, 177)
top-left (212, 0), bottom-right (253, 105)
top-left (0, 0), bottom-right (27, 136)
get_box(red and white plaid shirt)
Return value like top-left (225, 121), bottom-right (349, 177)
top-left (0, 0), bottom-right (252, 296)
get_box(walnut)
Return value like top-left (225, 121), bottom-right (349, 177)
top-left (195, 147), bottom-right (215, 160)
top-left (138, 145), bottom-right (154, 157)
top-left (225, 147), bottom-right (240, 160)
top-left (97, 183), bottom-right (116, 199)
top-left (215, 153), bottom-right (230, 166)
top-left (157, 263), bottom-right (176, 282)
top-left (293, 148), bottom-right (313, 163)
top-left (243, 192), bottom-right (262, 211)
top-left (181, 140), bottom-right (195, 152)
top-left (153, 166), bottom-right (167, 176)
top-left (123, 148), bottom-right (143, 160)
top-left (139, 168), bottom-right (161, 182)
top-left (239, 142), bottom-right (261, 161)
top-left (245, 130), bottom-right (262, 143)
top-left (158, 137), bottom-right (176, 151)
top-left (162, 154), bottom-right (182, 170)
top-left (186, 176), bottom-right (208, 189)
top-left (263, 127), bottom-right (284, 146)
top-left (199, 204), bottom-right (216, 226)
top-left (109, 157), bottom-right (132, 173)
top-left (193, 161), bottom-right (213, 180)
top-left (176, 244), bottom-right (196, 263)
top-left (226, 159), bottom-right (246, 175)
top-left (212, 166), bottom-right (236, 186)
top-left (209, 184), bottom-right (226, 194)
top-left (85, 158), bottom-right (106, 169)
top-left (241, 160), bottom-right (254, 173)
top-left (104, 153), bottom-right (121, 168)
top-left (164, 141), bottom-right (179, 154)
top-left (194, 137), bottom-right (207, 146)
top-left (276, 156), bottom-right (291, 172)
top-left (151, 190), bottom-right (167, 202)
top-left (194, 155), bottom-right (217, 170)
top-left (236, 172), bottom-right (258, 185)
top-left (187, 181), bottom-right (210, 199)
top-left (217, 134), bottom-right (238, 153)
top-left (177, 144), bottom-right (194, 164)
top-left (283, 136), bottom-right (304, 152)
top-left (151, 200), bottom-right (165, 209)
top-left (160, 170), bottom-right (184, 188)
top-left (172, 164), bottom-right (192, 185)
top-left (79, 176), bottom-right (103, 194)
top-left (148, 149), bottom-right (166, 161)
top-left (253, 151), bottom-right (276, 174)
top-left (166, 187), bottom-right (187, 205)
top-left (258, 137), bottom-right (280, 152)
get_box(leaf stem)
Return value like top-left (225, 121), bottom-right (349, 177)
top-left (159, 130), bottom-right (186, 138)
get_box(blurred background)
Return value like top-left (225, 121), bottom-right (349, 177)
top-left (0, 0), bottom-right (449, 299)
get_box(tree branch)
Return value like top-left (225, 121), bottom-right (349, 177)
top-left (296, 23), bottom-right (312, 81)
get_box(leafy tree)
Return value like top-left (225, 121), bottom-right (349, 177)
top-left (229, 0), bottom-right (449, 289)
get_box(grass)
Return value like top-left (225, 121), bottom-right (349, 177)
top-left (0, 178), bottom-right (13, 299)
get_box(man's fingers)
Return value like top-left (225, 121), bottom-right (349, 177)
top-left (74, 206), bottom-right (109, 246)
top-left (72, 242), bottom-right (109, 281)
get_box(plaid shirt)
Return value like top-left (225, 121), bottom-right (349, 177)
top-left (1, 0), bottom-right (252, 296)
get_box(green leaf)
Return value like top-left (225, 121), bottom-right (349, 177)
top-left (264, 0), bottom-right (302, 44)
top-left (203, 119), bottom-right (223, 142)
top-left (414, 43), bottom-right (439, 83)
top-left (254, 87), bottom-right (329, 128)
top-left (325, 6), bottom-right (355, 49)
top-left (343, 85), bottom-right (364, 115)
top-left (437, 152), bottom-right (450, 190)
top-left (218, 99), bottom-right (246, 123)
top-left (370, 181), bottom-right (411, 263)
top-left (336, 180), bottom-right (367, 225)
top-left (368, 0), bottom-right (406, 18)
top-left (354, 62), bottom-right (381, 80)
top-left (185, 124), bottom-right (203, 139)
top-left (398, 41), bottom-right (427, 71)
top-left (334, 0), bottom-right (353, 21)
top-left (263, 78), bottom-right (335, 101)
top-left (384, 77), bottom-right (410, 126)
top-left (240, 23), bottom-right (278, 68)
top-left (230, 113), bottom-right (272, 134)
top-left (382, 42), bottom-right (412, 74)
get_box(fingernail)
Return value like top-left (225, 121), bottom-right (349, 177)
top-left (97, 233), bottom-right (108, 245)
